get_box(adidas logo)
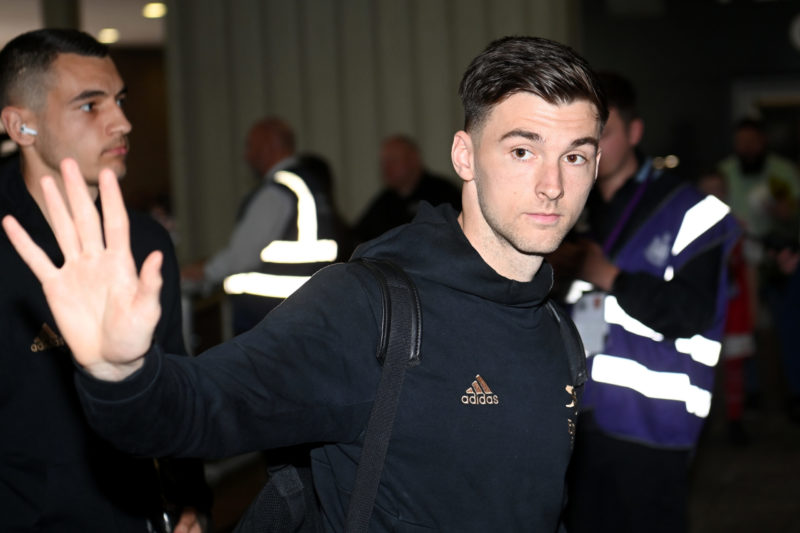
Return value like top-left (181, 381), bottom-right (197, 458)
top-left (461, 374), bottom-right (500, 405)
top-left (30, 323), bottom-right (66, 353)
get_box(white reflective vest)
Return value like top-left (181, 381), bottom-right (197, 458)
top-left (224, 170), bottom-right (338, 299)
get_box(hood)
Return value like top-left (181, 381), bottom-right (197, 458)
top-left (352, 202), bottom-right (554, 308)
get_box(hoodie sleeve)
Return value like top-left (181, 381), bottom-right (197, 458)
top-left (74, 263), bottom-right (384, 460)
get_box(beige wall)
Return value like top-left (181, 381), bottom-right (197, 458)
top-left (166, 0), bottom-right (579, 261)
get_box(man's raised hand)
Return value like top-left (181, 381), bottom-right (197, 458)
top-left (2, 159), bottom-right (162, 381)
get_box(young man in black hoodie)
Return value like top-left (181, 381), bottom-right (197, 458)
top-left (0, 29), bottom-right (209, 532)
top-left (4, 36), bottom-right (607, 531)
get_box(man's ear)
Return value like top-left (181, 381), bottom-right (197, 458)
top-left (594, 149), bottom-right (602, 181)
top-left (628, 118), bottom-right (644, 147)
top-left (451, 131), bottom-right (475, 183)
top-left (1, 107), bottom-right (36, 146)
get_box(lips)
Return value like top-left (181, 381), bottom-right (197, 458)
top-left (103, 139), bottom-right (129, 157)
top-left (527, 212), bottom-right (561, 224)
top-left (105, 145), bottom-right (128, 156)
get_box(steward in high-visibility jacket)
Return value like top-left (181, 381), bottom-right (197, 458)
top-left (561, 156), bottom-right (740, 533)
top-left (569, 159), bottom-right (740, 447)
top-left (224, 155), bottom-right (354, 332)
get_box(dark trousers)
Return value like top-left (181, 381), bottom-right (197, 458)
top-left (566, 413), bottom-right (691, 533)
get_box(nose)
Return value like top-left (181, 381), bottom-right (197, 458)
top-left (109, 104), bottom-right (132, 136)
top-left (535, 161), bottom-right (564, 201)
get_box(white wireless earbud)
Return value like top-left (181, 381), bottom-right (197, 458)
top-left (20, 124), bottom-right (38, 136)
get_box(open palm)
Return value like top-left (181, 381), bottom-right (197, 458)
top-left (2, 159), bottom-right (162, 381)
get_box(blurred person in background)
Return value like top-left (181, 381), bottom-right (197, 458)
top-left (717, 118), bottom-right (800, 415)
top-left (0, 28), bottom-right (210, 532)
top-left (696, 169), bottom-right (757, 444)
top-left (182, 117), bottom-right (353, 333)
top-left (355, 134), bottom-right (460, 242)
top-left (554, 72), bottom-right (739, 533)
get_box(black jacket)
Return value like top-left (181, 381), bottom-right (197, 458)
top-left (78, 203), bottom-right (581, 532)
top-left (355, 172), bottom-right (461, 242)
top-left (0, 157), bottom-right (209, 532)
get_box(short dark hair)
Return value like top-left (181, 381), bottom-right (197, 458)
top-left (458, 36), bottom-right (608, 133)
top-left (595, 71), bottom-right (638, 125)
top-left (0, 28), bottom-right (108, 109)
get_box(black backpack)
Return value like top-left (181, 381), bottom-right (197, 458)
top-left (233, 259), bottom-right (587, 533)
top-left (233, 258), bottom-right (422, 533)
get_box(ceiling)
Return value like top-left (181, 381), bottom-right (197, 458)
top-left (0, 0), bottom-right (164, 49)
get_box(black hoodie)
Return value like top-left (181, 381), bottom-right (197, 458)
top-left (77, 202), bottom-right (581, 532)
top-left (0, 157), bottom-right (209, 532)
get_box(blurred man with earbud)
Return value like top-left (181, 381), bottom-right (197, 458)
top-left (0, 28), bottom-right (210, 532)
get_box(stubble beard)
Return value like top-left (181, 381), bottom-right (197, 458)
top-left (475, 182), bottom-right (568, 259)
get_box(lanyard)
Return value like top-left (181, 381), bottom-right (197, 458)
top-left (602, 159), bottom-right (656, 255)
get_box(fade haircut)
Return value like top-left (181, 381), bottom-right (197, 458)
top-left (459, 36), bottom-right (608, 133)
top-left (596, 71), bottom-right (638, 125)
top-left (0, 28), bottom-right (109, 110)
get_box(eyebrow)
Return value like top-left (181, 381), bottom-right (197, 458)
top-left (500, 129), bottom-right (542, 143)
top-left (500, 128), bottom-right (599, 150)
top-left (569, 136), bottom-right (599, 150)
top-left (69, 86), bottom-right (128, 104)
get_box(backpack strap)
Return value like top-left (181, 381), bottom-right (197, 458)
top-left (345, 258), bottom-right (422, 533)
top-left (545, 300), bottom-right (587, 388)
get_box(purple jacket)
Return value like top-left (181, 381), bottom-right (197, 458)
top-left (581, 176), bottom-right (739, 448)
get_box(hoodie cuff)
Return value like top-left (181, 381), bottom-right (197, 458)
top-left (74, 344), bottom-right (163, 403)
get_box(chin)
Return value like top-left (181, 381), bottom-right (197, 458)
top-left (515, 240), bottom-right (561, 257)
top-left (109, 163), bottom-right (127, 179)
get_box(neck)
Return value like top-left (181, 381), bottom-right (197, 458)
top-left (21, 156), bottom-right (98, 227)
top-left (457, 211), bottom-right (543, 282)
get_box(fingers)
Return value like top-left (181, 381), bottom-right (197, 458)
top-left (40, 159), bottom-right (129, 259)
top-left (173, 508), bottom-right (203, 533)
top-left (135, 250), bottom-right (164, 317)
top-left (62, 159), bottom-right (104, 253)
top-left (42, 158), bottom-right (106, 260)
top-left (98, 167), bottom-right (131, 255)
top-left (2, 215), bottom-right (58, 281)
top-left (42, 174), bottom-right (83, 261)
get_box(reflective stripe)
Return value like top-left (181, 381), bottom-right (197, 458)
top-left (591, 354), bottom-right (712, 417)
top-left (671, 195), bottom-right (730, 256)
top-left (260, 170), bottom-right (338, 264)
top-left (565, 280), bottom-right (594, 304)
top-left (604, 296), bottom-right (664, 342)
top-left (603, 296), bottom-right (720, 367)
top-left (674, 334), bottom-right (721, 367)
top-left (223, 272), bottom-right (310, 299)
top-left (663, 265), bottom-right (674, 281)
top-left (224, 170), bottom-right (338, 298)
top-left (260, 240), bottom-right (338, 264)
